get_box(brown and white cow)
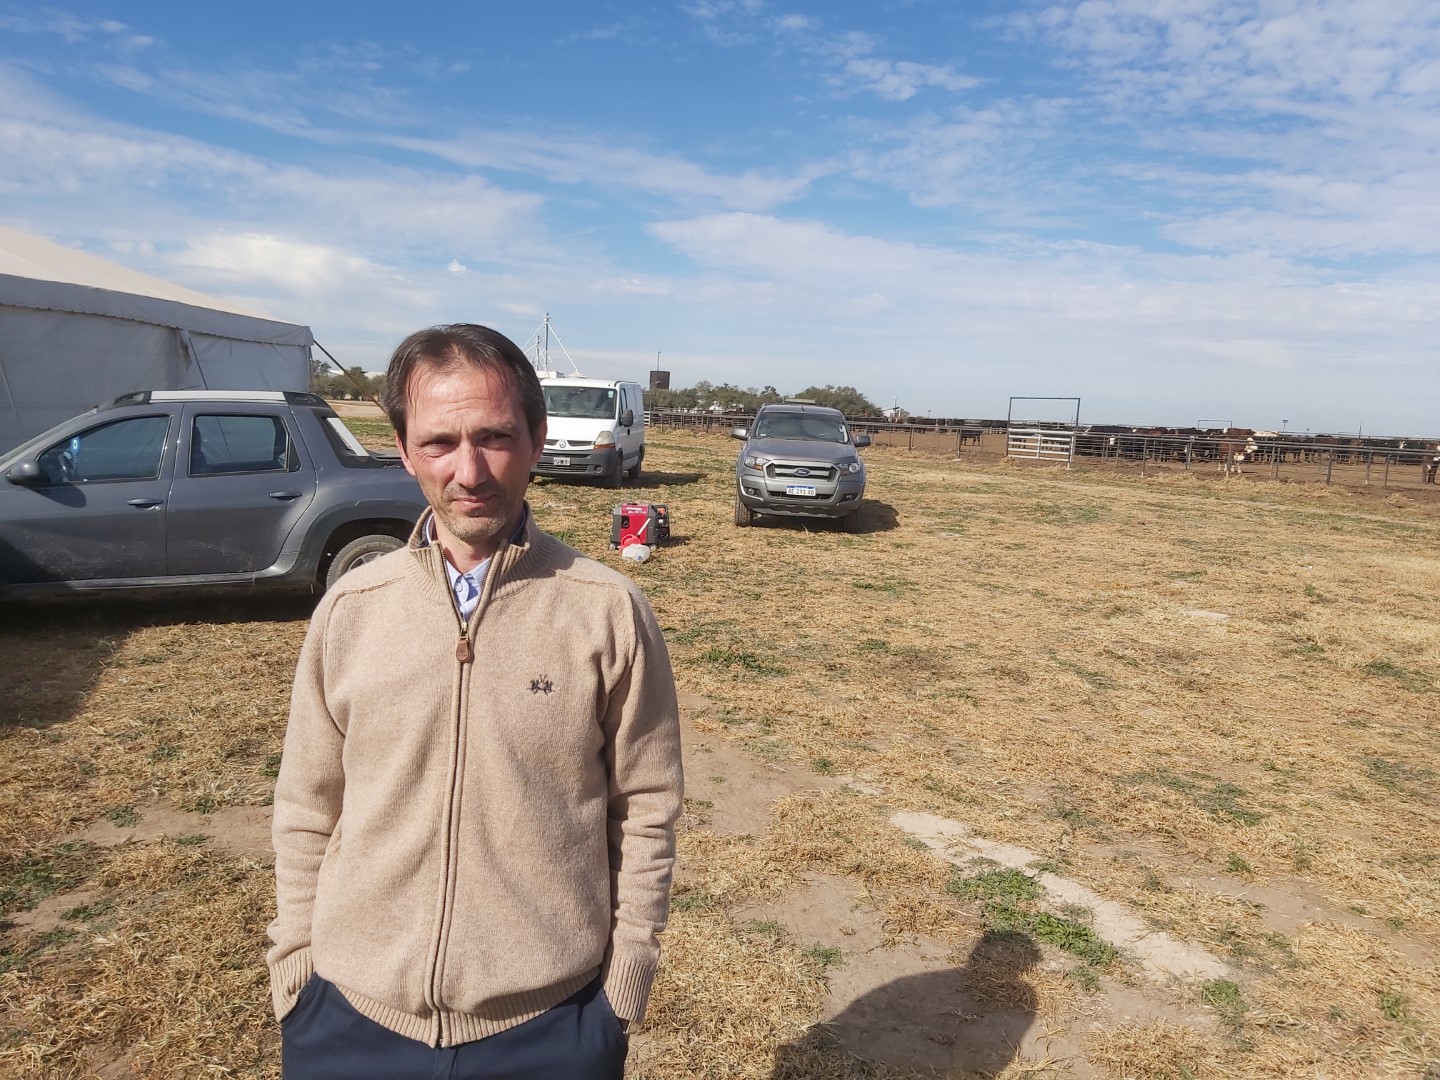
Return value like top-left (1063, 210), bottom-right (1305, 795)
top-left (1423, 441), bottom-right (1440, 484)
top-left (1218, 428), bottom-right (1258, 475)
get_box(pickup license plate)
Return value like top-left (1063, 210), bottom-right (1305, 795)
top-left (785, 484), bottom-right (817, 497)
top-left (554, 457), bottom-right (571, 467)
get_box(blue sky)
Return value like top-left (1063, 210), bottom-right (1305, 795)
top-left (2, 1), bottom-right (1437, 433)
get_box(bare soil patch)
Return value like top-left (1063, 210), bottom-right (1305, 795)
top-left (3, 428), bottom-right (1437, 1078)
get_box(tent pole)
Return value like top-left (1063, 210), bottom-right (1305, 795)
top-left (313, 340), bottom-right (383, 408)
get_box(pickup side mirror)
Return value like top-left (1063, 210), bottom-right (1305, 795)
top-left (854, 434), bottom-right (872, 448)
top-left (731, 427), bottom-right (749, 440)
top-left (6, 460), bottom-right (42, 486)
top-left (621, 408), bottom-right (634, 428)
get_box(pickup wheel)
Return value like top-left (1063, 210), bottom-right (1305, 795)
top-left (734, 493), bottom-right (754, 527)
top-left (325, 534), bottom-right (404, 589)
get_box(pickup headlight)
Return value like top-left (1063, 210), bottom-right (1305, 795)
top-left (742, 453), bottom-right (766, 470)
top-left (840, 458), bottom-right (862, 474)
top-left (593, 430), bottom-right (616, 449)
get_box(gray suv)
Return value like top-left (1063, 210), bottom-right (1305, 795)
top-left (0, 390), bottom-right (427, 596)
top-left (732, 404), bottom-right (871, 530)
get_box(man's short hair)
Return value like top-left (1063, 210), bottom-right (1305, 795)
top-left (383, 324), bottom-right (546, 444)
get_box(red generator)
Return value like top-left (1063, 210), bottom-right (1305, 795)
top-left (610, 503), bottom-right (670, 549)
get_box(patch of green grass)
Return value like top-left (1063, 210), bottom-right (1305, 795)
top-left (803, 943), bottom-right (844, 970)
top-left (698, 646), bottom-right (787, 676)
top-left (1200, 978), bottom-right (1248, 1030)
top-left (1026, 913), bottom-right (1117, 965)
top-left (856, 638), bottom-right (891, 653)
top-left (1165, 569), bottom-right (1207, 581)
top-left (0, 927), bottom-right (79, 975)
top-left (902, 836), bottom-right (929, 852)
top-left (947, 866), bottom-right (1043, 906)
top-left (62, 897), bottom-right (115, 923)
top-left (1198, 783), bottom-right (1264, 827)
top-left (549, 529), bottom-right (577, 546)
top-left (920, 773), bottom-right (974, 804)
top-left (810, 756), bottom-right (838, 776)
top-left (850, 576), bottom-right (917, 598)
top-left (671, 887), bottom-right (722, 915)
top-left (1068, 964), bottom-right (1101, 991)
top-left (1361, 659), bottom-right (1430, 691)
top-left (1377, 988), bottom-right (1411, 1023)
top-left (1303, 583), bottom-right (1331, 603)
top-left (0, 844), bottom-right (92, 914)
top-left (104, 805), bottom-right (139, 828)
top-left (1225, 852), bottom-right (1255, 877)
top-left (1120, 768), bottom-right (1199, 794)
top-left (744, 737), bottom-right (789, 764)
top-left (1361, 756), bottom-right (1436, 800)
top-left (174, 834), bottom-right (209, 847)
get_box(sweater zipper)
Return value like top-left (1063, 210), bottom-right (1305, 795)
top-left (429, 551), bottom-right (490, 1045)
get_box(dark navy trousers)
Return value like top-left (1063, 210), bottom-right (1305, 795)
top-left (281, 975), bottom-right (628, 1080)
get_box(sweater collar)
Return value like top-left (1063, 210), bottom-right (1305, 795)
top-left (406, 503), bottom-right (537, 609)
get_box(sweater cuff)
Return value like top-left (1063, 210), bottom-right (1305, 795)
top-left (603, 951), bottom-right (658, 1026)
top-left (269, 946), bottom-right (314, 1023)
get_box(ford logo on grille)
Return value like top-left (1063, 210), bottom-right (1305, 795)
top-left (793, 468), bottom-right (811, 476)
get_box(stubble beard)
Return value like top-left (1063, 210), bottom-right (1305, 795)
top-left (434, 486), bottom-right (522, 552)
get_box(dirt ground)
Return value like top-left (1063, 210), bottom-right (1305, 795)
top-left (2, 426), bottom-right (1437, 1079)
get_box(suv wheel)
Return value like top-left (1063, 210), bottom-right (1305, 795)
top-left (734, 493), bottom-right (754, 527)
top-left (325, 533), bottom-right (404, 589)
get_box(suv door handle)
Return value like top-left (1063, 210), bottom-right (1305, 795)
top-left (269, 490), bottom-right (303, 500)
top-left (126, 498), bottom-right (163, 509)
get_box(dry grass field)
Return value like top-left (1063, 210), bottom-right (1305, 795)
top-left (2, 423), bottom-right (1438, 1079)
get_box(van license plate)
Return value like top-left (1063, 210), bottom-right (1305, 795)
top-left (554, 457), bottom-right (571, 467)
top-left (785, 484), bottom-right (817, 497)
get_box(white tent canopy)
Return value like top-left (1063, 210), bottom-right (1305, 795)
top-left (0, 226), bottom-right (313, 453)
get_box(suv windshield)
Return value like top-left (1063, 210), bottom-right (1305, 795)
top-left (544, 385), bottom-right (617, 420)
top-left (753, 414), bottom-right (849, 443)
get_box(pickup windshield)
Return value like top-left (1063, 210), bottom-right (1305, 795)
top-left (544, 385), bottom-right (617, 420)
top-left (754, 415), bottom-right (850, 443)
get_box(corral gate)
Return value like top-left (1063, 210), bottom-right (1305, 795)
top-left (1006, 396), bottom-right (1081, 467)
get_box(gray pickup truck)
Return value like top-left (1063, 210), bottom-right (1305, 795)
top-left (0, 390), bottom-right (427, 596)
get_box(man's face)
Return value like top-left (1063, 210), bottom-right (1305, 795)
top-left (396, 363), bottom-right (544, 569)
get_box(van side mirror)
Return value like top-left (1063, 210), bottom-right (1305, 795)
top-left (854, 434), bottom-right (872, 447)
top-left (621, 409), bottom-right (634, 428)
top-left (6, 460), bottom-right (41, 485)
top-left (731, 427), bottom-right (748, 440)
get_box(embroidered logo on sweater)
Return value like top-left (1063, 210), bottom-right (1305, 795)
top-left (529, 676), bottom-right (555, 695)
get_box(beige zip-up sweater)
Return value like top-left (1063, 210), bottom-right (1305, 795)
top-left (267, 509), bottom-right (682, 1047)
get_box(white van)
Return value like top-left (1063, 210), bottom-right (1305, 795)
top-left (535, 374), bottom-right (646, 486)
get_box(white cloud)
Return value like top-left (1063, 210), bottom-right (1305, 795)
top-left (447, 259), bottom-right (468, 275)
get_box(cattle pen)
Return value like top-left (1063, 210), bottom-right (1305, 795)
top-left (646, 410), bottom-right (1440, 494)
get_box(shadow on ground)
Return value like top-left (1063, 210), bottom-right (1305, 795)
top-left (0, 589), bottom-right (317, 730)
top-left (769, 931), bottom-right (1041, 1079)
top-left (749, 500), bottom-right (900, 535)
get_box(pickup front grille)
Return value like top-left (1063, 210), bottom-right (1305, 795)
top-left (766, 462), bottom-right (838, 482)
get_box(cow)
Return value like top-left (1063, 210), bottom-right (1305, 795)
top-left (1218, 428), bottom-right (1258, 476)
top-left (1424, 442), bottom-right (1440, 484)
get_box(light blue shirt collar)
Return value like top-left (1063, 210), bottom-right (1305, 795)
top-left (423, 509), bottom-right (527, 621)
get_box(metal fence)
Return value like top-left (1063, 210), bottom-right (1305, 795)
top-left (645, 411), bottom-right (1440, 492)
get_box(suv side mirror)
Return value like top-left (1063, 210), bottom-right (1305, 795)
top-left (731, 427), bottom-right (748, 440)
top-left (621, 408), bottom-right (634, 428)
top-left (6, 460), bottom-right (42, 486)
top-left (854, 434), bottom-right (872, 448)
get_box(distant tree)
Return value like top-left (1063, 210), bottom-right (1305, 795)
top-left (313, 366), bottom-right (380, 401)
top-left (794, 385), bottom-right (879, 416)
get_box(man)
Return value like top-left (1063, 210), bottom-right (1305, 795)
top-left (268, 324), bottom-right (682, 1079)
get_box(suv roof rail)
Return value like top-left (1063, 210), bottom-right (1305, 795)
top-left (102, 389), bottom-right (325, 409)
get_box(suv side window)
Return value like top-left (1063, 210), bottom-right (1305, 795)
top-left (190, 414), bottom-right (295, 476)
top-left (36, 415), bottom-right (170, 484)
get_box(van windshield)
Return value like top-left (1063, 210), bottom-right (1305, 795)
top-left (544, 385), bottom-right (618, 420)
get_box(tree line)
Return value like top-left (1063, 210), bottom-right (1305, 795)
top-left (311, 362), bottom-right (883, 419)
top-left (646, 381), bottom-right (879, 417)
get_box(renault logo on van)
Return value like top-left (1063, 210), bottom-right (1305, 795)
top-left (556, 440), bottom-right (569, 449)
